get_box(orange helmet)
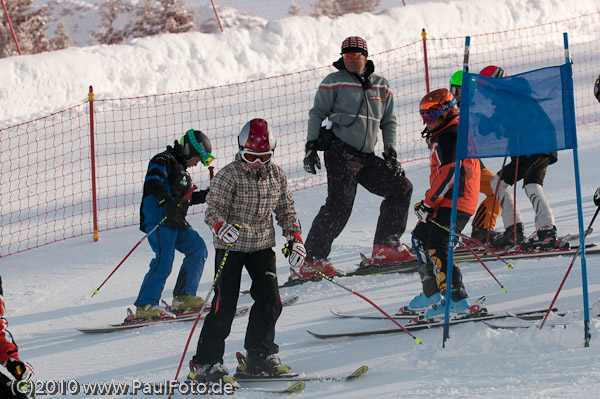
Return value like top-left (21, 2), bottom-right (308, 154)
top-left (419, 88), bottom-right (458, 124)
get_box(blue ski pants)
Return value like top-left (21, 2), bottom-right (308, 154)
top-left (134, 225), bottom-right (207, 307)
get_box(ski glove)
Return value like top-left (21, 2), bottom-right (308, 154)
top-left (158, 198), bottom-right (180, 218)
top-left (213, 222), bottom-right (240, 244)
top-left (414, 200), bottom-right (434, 223)
top-left (303, 141), bottom-right (321, 175)
top-left (282, 232), bottom-right (306, 268)
top-left (191, 188), bottom-right (210, 205)
top-left (594, 187), bottom-right (600, 206)
top-left (4, 357), bottom-right (34, 381)
top-left (383, 145), bottom-right (405, 177)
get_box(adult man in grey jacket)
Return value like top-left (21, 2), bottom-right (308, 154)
top-left (298, 36), bottom-right (413, 281)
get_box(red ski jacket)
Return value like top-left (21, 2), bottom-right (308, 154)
top-left (0, 294), bottom-right (19, 365)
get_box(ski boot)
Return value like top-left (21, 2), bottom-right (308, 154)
top-left (172, 295), bottom-right (204, 313)
top-left (243, 352), bottom-right (295, 377)
top-left (289, 258), bottom-right (335, 281)
top-left (363, 243), bottom-right (415, 266)
top-left (408, 291), bottom-right (442, 310)
top-left (424, 288), bottom-right (470, 319)
top-left (491, 223), bottom-right (524, 249)
top-left (520, 225), bottom-right (566, 251)
top-left (470, 226), bottom-right (502, 246)
top-left (188, 360), bottom-right (229, 383)
top-left (134, 305), bottom-right (175, 321)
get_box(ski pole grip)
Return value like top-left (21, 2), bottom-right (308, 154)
top-left (182, 185), bottom-right (198, 201)
top-left (209, 166), bottom-right (214, 181)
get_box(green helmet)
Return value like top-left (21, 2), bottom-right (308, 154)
top-left (449, 70), bottom-right (463, 87)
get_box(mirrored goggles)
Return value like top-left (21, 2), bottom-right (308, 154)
top-left (419, 109), bottom-right (442, 123)
top-left (342, 52), bottom-right (361, 59)
top-left (241, 150), bottom-right (272, 164)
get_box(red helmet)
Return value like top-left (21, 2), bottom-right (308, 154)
top-left (238, 118), bottom-right (277, 153)
top-left (479, 65), bottom-right (506, 78)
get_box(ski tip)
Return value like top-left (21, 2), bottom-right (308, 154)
top-left (285, 381), bottom-right (306, 393)
top-left (347, 365), bottom-right (369, 379)
top-left (284, 295), bottom-right (300, 306)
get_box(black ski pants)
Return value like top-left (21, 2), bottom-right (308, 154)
top-left (0, 373), bottom-right (28, 399)
top-left (193, 248), bottom-right (282, 365)
top-left (498, 154), bottom-right (550, 186)
top-left (412, 207), bottom-right (470, 296)
top-left (305, 138), bottom-right (413, 260)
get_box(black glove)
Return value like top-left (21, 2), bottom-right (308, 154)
top-left (303, 141), bottom-right (321, 175)
top-left (383, 144), bottom-right (405, 177)
top-left (158, 198), bottom-right (179, 218)
top-left (5, 357), bottom-right (34, 381)
top-left (191, 189), bottom-right (209, 205)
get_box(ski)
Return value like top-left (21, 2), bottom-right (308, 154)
top-left (348, 259), bottom-right (418, 277)
top-left (77, 295), bottom-right (299, 334)
top-left (483, 321), bottom-right (567, 330)
top-left (240, 268), bottom-right (347, 294)
top-left (219, 377), bottom-right (306, 394)
top-left (234, 365), bottom-right (369, 383)
top-left (457, 233), bottom-right (580, 253)
top-left (180, 378), bottom-right (305, 394)
top-left (240, 243), bottom-right (600, 295)
top-left (346, 244), bottom-right (599, 279)
top-left (350, 244), bottom-right (600, 277)
top-left (505, 310), bottom-right (566, 321)
top-left (306, 308), bottom-right (558, 340)
top-left (233, 352), bottom-right (368, 383)
top-left (235, 381), bottom-right (305, 394)
top-left (331, 296), bottom-right (487, 320)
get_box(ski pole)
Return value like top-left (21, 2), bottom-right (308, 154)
top-left (91, 185), bottom-right (198, 297)
top-left (429, 220), bottom-right (508, 292)
top-left (433, 220), bottom-right (514, 269)
top-left (485, 156), bottom-right (507, 244)
top-left (171, 227), bottom-right (239, 392)
top-left (303, 263), bottom-right (422, 344)
top-left (457, 242), bottom-right (508, 293)
top-left (539, 206), bottom-right (599, 329)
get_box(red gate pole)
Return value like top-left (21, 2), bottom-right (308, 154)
top-left (88, 86), bottom-right (99, 242)
top-left (421, 29), bottom-right (430, 93)
top-left (1, 0), bottom-right (22, 55)
top-left (209, 0), bottom-right (224, 32)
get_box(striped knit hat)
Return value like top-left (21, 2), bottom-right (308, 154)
top-left (341, 36), bottom-right (368, 56)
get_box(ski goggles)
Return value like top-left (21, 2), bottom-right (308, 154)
top-left (419, 97), bottom-right (457, 123)
top-left (241, 149), bottom-right (273, 164)
top-left (419, 109), bottom-right (443, 123)
top-left (342, 52), bottom-right (361, 59)
top-left (184, 130), bottom-right (216, 166)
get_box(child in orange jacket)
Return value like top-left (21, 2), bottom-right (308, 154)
top-left (409, 89), bottom-right (481, 318)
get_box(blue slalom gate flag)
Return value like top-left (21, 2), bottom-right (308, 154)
top-left (457, 63), bottom-right (577, 159)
